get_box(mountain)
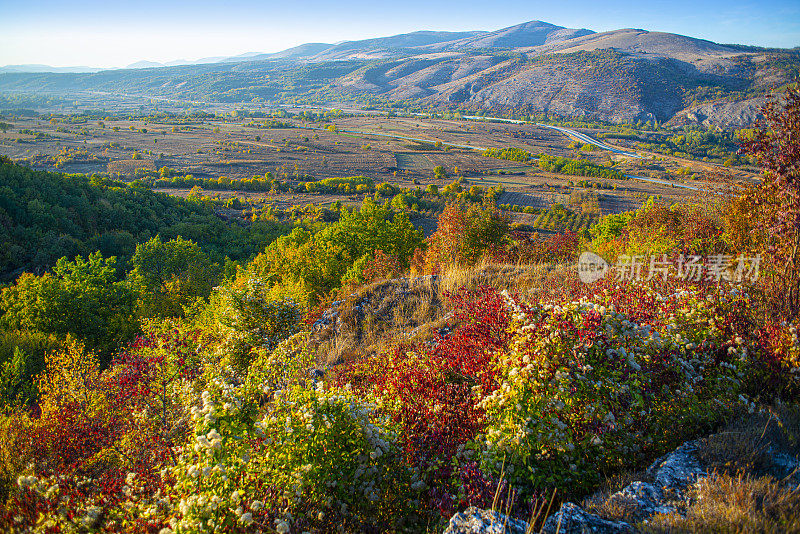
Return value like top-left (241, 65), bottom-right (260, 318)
top-left (423, 20), bottom-right (594, 50)
top-left (126, 60), bottom-right (166, 69)
top-left (297, 30), bottom-right (488, 61)
top-left (243, 43), bottom-right (334, 61)
top-left (127, 56), bottom-right (238, 69)
top-left (0, 64), bottom-right (102, 73)
top-left (1, 20), bottom-right (797, 128)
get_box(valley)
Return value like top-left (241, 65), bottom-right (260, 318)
top-left (0, 102), bottom-right (751, 233)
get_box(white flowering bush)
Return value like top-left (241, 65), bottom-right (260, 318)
top-left (166, 341), bottom-right (416, 533)
top-left (474, 286), bottom-right (751, 495)
top-left (245, 332), bottom-right (316, 399)
top-left (11, 469), bottom-right (172, 532)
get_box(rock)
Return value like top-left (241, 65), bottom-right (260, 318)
top-left (646, 440), bottom-right (704, 491)
top-left (309, 368), bottom-right (325, 379)
top-left (666, 97), bottom-right (765, 129)
top-left (542, 440), bottom-right (706, 532)
top-left (443, 507), bottom-right (528, 534)
top-left (766, 447), bottom-right (800, 488)
top-left (542, 503), bottom-right (633, 534)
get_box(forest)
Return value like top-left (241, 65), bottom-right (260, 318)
top-left (0, 88), bottom-right (799, 533)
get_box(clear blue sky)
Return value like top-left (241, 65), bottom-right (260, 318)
top-left (2, 0), bottom-right (798, 67)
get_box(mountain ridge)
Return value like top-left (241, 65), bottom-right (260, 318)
top-left (1, 20), bottom-right (798, 128)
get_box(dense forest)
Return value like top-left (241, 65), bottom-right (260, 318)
top-left (0, 156), bottom-right (292, 280)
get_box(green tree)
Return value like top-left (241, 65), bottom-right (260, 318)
top-left (0, 252), bottom-right (136, 357)
top-left (249, 199), bottom-right (423, 305)
top-left (128, 236), bottom-right (217, 318)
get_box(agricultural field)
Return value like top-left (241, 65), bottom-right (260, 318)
top-left (0, 102), bottom-right (753, 227)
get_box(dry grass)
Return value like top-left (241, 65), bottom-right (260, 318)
top-left (580, 467), bottom-right (652, 522)
top-left (578, 404), bottom-right (800, 531)
top-left (697, 404), bottom-right (800, 480)
top-left (107, 158), bottom-right (156, 173)
top-left (313, 260), bottom-right (582, 366)
top-left (313, 275), bottom-right (445, 365)
top-left (436, 259), bottom-right (576, 298)
top-left (644, 471), bottom-right (800, 533)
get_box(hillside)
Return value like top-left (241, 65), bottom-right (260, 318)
top-left (421, 20), bottom-right (595, 50)
top-left (0, 87), bottom-right (799, 533)
top-left (0, 157), bottom-right (289, 280)
top-left (0, 20), bottom-right (798, 126)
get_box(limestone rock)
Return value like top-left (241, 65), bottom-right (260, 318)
top-left (443, 507), bottom-right (528, 534)
top-left (541, 503), bottom-right (633, 534)
top-left (543, 440), bottom-right (706, 532)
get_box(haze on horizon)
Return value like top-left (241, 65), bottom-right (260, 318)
top-left (2, 0), bottom-right (799, 69)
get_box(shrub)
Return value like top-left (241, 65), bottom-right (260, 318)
top-left (166, 344), bottom-right (416, 533)
top-left (249, 199), bottom-right (424, 305)
top-left (421, 204), bottom-right (510, 271)
top-left (199, 275), bottom-right (302, 371)
top-left (129, 236), bottom-right (217, 319)
top-left (739, 86), bottom-right (800, 319)
top-left (476, 283), bottom-right (750, 498)
top-left (0, 252), bottom-right (137, 358)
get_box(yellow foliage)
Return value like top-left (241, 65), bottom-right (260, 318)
top-left (37, 336), bottom-right (102, 415)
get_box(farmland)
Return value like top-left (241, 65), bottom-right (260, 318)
top-left (0, 100), bottom-right (753, 227)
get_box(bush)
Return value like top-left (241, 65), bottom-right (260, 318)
top-left (476, 283), bottom-right (750, 497)
top-left (538, 154), bottom-right (625, 180)
top-left (249, 199), bottom-right (424, 305)
top-left (199, 275), bottom-right (302, 371)
top-left (0, 330), bottom-right (60, 409)
top-left (0, 252), bottom-right (137, 358)
top-left (420, 204), bottom-right (510, 271)
top-left (165, 339), bottom-right (415, 533)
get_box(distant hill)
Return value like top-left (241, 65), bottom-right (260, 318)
top-left (125, 61), bottom-right (166, 69)
top-left (300, 30), bottom-right (488, 61)
top-left (1, 20), bottom-right (798, 128)
top-left (246, 43), bottom-right (334, 61)
top-left (0, 64), bottom-right (102, 74)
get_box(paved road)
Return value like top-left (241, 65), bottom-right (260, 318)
top-left (534, 123), bottom-right (641, 158)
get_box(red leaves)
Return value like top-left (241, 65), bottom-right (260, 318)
top-left (8, 326), bottom-right (199, 532)
top-left (336, 286), bottom-right (515, 515)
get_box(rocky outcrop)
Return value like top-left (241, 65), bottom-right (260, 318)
top-left (666, 97), bottom-right (766, 129)
top-left (541, 503), bottom-right (633, 534)
top-left (541, 441), bottom-right (706, 533)
top-left (443, 507), bottom-right (528, 534)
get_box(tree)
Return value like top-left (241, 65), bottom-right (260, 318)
top-left (423, 203), bottom-right (510, 269)
top-left (0, 252), bottom-right (136, 357)
top-left (0, 122), bottom-right (12, 133)
top-left (248, 199), bottom-right (424, 305)
top-left (128, 236), bottom-right (217, 318)
top-left (740, 86), bottom-right (800, 318)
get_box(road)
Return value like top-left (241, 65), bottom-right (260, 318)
top-left (534, 124), bottom-right (641, 158)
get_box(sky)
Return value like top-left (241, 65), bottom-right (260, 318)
top-left (1, 0), bottom-right (799, 68)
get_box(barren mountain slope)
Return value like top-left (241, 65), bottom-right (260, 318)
top-left (422, 20), bottom-right (595, 51)
top-left (422, 52), bottom-right (688, 122)
top-left (1, 20), bottom-right (797, 128)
